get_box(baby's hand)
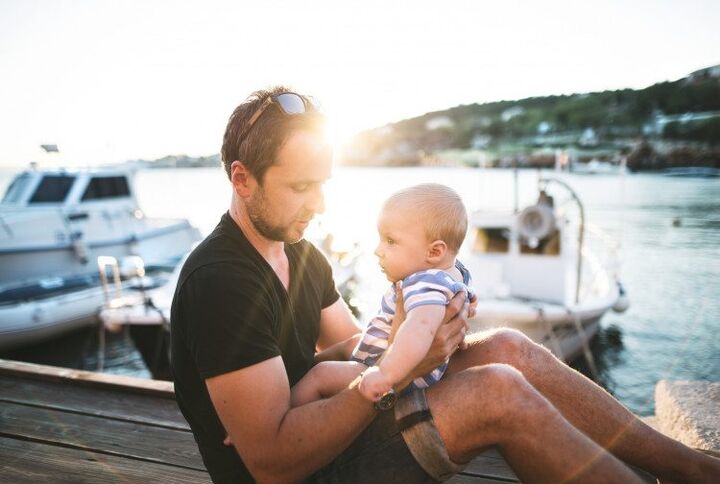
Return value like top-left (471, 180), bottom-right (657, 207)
top-left (358, 366), bottom-right (393, 402)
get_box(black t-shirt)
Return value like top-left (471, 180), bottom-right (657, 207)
top-left (170, 212), bottom-right (340, 483)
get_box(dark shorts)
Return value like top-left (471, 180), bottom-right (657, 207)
top-left (306, 406), bottom-right (437, 484)
top-left (307, 387), bottom-right (465, 483)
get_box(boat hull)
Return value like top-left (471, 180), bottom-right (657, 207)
top-left (0, 286), bottom-right (107, 351)
top-left (469, 301), bottom-right (607, 362)
top-left (0, 221), bottom-right (199, 286)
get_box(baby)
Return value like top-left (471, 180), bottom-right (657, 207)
top-left (291, 183), bottom-right (475, 406)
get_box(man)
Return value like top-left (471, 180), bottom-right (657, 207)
top-left (171, 86), bottom-right (720, 483)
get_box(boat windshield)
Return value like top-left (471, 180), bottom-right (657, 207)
top-left (473, 228), bottom-right (510, 253)
top-left (1, 173), bottom-right (33, 204)
top-left (81, 176), bottom-right (130, 201)
top-left (29, 175), bottom-right (76, 204)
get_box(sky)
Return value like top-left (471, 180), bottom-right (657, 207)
top-left (1, 0), bottom-right (719, 167)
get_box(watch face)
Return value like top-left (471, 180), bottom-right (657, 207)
top-left (375, 389), bottom-right (397, 411)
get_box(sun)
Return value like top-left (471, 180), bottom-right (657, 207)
top-left (312, 90), bottom-right (374, 159)
top-left (323, 110), bottom-right (358, 156)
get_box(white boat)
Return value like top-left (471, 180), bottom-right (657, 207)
top-left (0, 166), bottom-right (201, 286)
top-left (0, 165), bottom-right (201, 350)
top-left (570, 159), bottom-right (629, 175)
top-left (461, 176), bottom-right (629, 363)
top-left (0, 268), bottom-right (173, 351)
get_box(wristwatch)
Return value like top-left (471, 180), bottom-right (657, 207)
top-left (374, 389), bottom-right (397, 411)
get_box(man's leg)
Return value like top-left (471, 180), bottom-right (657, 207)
top-left (447, 328), bottom-right (720, 482)
top-left (426, 363), bottom-right (643, 483)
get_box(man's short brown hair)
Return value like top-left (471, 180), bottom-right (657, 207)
top-left (221, 86), bottom-right (326, 183)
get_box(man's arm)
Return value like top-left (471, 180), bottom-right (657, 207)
top-left (207, 356), bottom-right (375, 483)
top-left (210, 292), bottom-right (467, 480)
top-left (314, 333), bottom-right (362, 363)
top-left (315, 297), bottom-right (361, 352)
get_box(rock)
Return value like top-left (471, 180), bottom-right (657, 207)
top-left (654, 380), bottom-right (720, 452)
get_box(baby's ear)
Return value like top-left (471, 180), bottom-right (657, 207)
top-left (427, 240), bottom-right (447, 262)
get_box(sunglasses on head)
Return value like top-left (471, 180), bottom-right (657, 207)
top-left (245, 92), bottom-right (321, 135)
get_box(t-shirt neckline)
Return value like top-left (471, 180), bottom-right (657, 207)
top-left (220, 211), bottom-right (297, 297)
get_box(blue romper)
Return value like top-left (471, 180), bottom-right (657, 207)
top-left (351, 260), bottom-right (475, 390)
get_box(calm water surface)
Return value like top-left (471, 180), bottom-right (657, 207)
top-left (1, 166), bottom-right (718, 415)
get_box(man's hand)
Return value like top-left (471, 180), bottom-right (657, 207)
top-left (468, 293), bottom-right (478, 319)
top-left (358, 366), bottom-right (393, 401)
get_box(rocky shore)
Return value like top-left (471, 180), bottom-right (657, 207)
top-left (644, 380), bottom-right (720, 454)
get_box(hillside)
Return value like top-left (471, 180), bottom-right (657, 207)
top-left (341, 65), bottom-right (720, 170)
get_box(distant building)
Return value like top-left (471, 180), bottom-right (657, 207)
top-left (537, 121), bottom-right (552, 135)
top-left (425, 116), bottom-right (455, 131)
top-left (471, 134), bottom-right (492, 149)
top-left (579, 128), bottom-right (599, 146)
top-left (645, 111), bottom-right (720, 135)
top-left (501, 106), bottom-right (525, 122)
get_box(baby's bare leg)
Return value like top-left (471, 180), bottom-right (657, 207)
top-left (291, 361), bottom-right (367, 407)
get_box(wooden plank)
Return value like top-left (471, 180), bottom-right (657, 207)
top-left (448, 475), bottom-right (514, 484)
top-left (462, 452), bottom-right (519, 481)
top-left (0, 374), bottom-right (188, 429)
top-left (628, 464), bottom-right (659, 484)
top-left (0, 400), bottom-right (205, 471)
top-left (0, 436), bottom-right (210, 483)
top-left (473, 447), bottom-right (504, 460)
top-left (458, 449), bottom-right (655, 483)
top-left (459, 456), bottom-right (656, 484)
top-left (0, 359), bottom-right (174, 397)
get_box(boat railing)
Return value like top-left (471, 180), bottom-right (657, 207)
top-left (577, 250), bottom-right (611, 302)
top-left (576, 223), bottom-right (623, 303)
top-left (583, 223), bottom-right (623, 281)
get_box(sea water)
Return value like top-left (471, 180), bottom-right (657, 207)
top-left (1, 166), bottom-right (718, 416)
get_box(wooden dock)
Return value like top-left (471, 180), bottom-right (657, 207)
top-left (0, 359), bottom-right (519, 483)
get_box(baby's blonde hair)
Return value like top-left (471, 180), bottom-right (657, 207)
top-left (383, 183), bottom-right (468, 253)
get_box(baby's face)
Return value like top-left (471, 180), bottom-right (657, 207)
top-left (374, 207), bottom-right (431, 282)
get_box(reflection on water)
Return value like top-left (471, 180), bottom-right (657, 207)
top-left (571, 324), bottom-right (626, 394)
top-left (1, 167), bottom-right (718, 416)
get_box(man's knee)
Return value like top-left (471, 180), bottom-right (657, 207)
top-left (437, 363), bottom-right (555, 437)
top-left (466, 363), bottom-right (549, 416)
top-left (468, 362), bottom-right (524, 392)
top-left (467, 328), bottom-right (540, 366)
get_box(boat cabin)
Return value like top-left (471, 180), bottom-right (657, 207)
top-left (2, 168), bottom-right (138, 210)
top-left (462, 207), bottom-right (580, 306)
top-left (0, 167), bottom-right (157, 286)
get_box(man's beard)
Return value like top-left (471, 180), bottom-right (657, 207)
top-left (247, 186), bottom-right (304, 244)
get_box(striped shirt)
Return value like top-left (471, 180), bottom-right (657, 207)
top-left (351, 260), bottom-right (475, 390)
